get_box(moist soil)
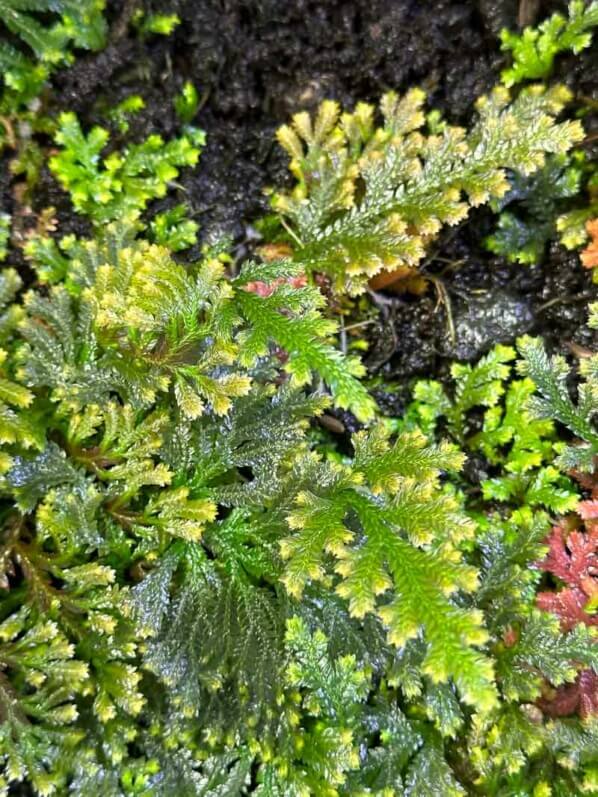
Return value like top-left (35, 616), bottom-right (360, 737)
top-left (4, 0), bottom-right (598, 412)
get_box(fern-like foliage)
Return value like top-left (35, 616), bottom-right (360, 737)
top-left (3, 211), bottom-right (545, 792)
top-left (0, 268), bottom-right (42, 470)
top-left (18, 225), bottom-right (373, 420)
top-left (517, 335), bottom-right (598, 473)
top-left (408, 345), bottom-right (580, 513)
top-left (0, 0), bottom-right (106, 106)
top-left (2, 238), bottom-right (595, 795)
top-left (272, 84), bottom-right (583, 293)
top-left (487, 3), bottom-right (598, 263)
top-left (500, 0), bottom-right (598, 86)
top-left (557, 166), bottom-right (598, 250)
top-left (255, 617), bottom-right (369, 795)
top-left (1, 24), bottom-right (596, 789)
top-left (0, 216), bottom-right (384, 792)
top-left (279, 426), bottom-right (497, 710)
top-left (49, 112), bottom-right (205, 226)
top-left (485, 151), bottom-right (584, 265)
top-left (0, 215), bottom-right (9, 262)
top-left (399, 340), bottom-right (598, 792)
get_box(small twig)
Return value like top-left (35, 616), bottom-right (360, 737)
top-left (280, 218), bottom-right (304, 249)
top-left (197, 87), bottom-right (212, 113)
top-left (565, 341), bottom-right (594, 359)
top-left (419, 222), bottom-right (467, 271)
top-left (537, 292), bottom-right (593, 312)
top-left (518, 0), bottom-right (540, 28)
top-left (343, 319), bottom-right (377, 333)
top-left (429, 256), bottom-right (466, 268)
top-left (428, 275), bottom-right (456, 348)
top-left (339, 315), bottom-right (347, 354)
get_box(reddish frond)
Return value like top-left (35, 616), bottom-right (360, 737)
top-left (243, 275), bottom-right (308, 298)
top-left (578, 499), bottom-right (598, 521)
top-left (536, 524), bottom-right (598, 630)
top-left (539, 669), bottom-right (598, 720)
top-left (538, 525), bottom-right (598, 587)
top-left (536, 586), bottom-right (597, 631)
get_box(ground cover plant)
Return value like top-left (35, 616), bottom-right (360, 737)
top-left (0, 1), bottom-right (597, 795)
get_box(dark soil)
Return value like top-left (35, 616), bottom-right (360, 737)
top-left (4, 0), bottom-right (598, 407)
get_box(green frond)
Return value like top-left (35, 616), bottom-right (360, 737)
top-left (236, 280), bottom-right (375, 421)
top-left (0, 271), bottom-right (43, 458)
top-left (497, 611), bottom-right (598, 703)
top-left (49, 112), bottom-right (204, 226)
top-left (131, 540), bottom-right (287, 728)
top-left (150, 203), bottom-right (198, 251)
top-left (475, 508), bottom-right (549, 623)
top-left (0, 0), bottom-right (106, 107)
top-left (0, 214), bottom-right (9, 262)
top-left (409, 344), bottom-right (579, 511)
top-left (0, 607), bottom-right (87, 796)
top-left (517, 335), bottom-right (598, 472)
top-left (280, 428), bottom-right (496, 712)
top-left (485, 152), bottom-right (584, 264)
top-left (500, 1), bottom-right (598, 86)
top-left (273, 85), bottom-right (583, 293)
top-left (256, 617), bottom-right (368, 796)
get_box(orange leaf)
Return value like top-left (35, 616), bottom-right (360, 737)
top-left (580, 218), bottom-right (598, 269)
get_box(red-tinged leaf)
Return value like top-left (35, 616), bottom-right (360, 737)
top-left (579, 499), bottom-right (598, 520)
top-left (243, 275), bottom-right (307, 298)
top-left (569, 467), bottom-right (598, 497)
top-left (537, 525), bottom-right (598, 590)
top-left (536, 586), bottom-right (597, 631)
top-left (539, 669), bottom-right (598, 719)
top-left (536, 524), bottom-right (598, 630)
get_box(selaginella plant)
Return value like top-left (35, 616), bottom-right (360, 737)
top-left (2, 6), bottom-right (598, 791)
top-left (405, 344), bottom-right (580, 514)
top-left (486, 1), bottom-right (598, 263)
top-left (1, 218), bottom-right (598, 794)
top-left (499, 0), bottom-right (598, 87)
top-left (48, 111), bottom-right (205, 227)
top-left (484, 150), bottom-right (585, 265)
top-left (0, 219), bottom-right (380, 792)
top-left (518, 326), bottom-right (598, 474)
top-left (271, 83), bottom-right (583, 293)
top-left (535, 500), bottom-right (598, 721)
top-left (0, 0), bottom-right (106, 110)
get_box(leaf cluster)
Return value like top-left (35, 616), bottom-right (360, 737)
top-left (518, 334), bottom-right (598, 473)
top-left (49, 112), bottom-right (205, 227)
top-left (0, 16), bottom-right (596, 789)
top-left (0, 0), bottom-right (106, 109)
top-left (408, 345), bottom-right (580, 514)
top-left (272, 84), bottom-right (583, 293)
top-left (500, 0), bottom-right (598, 86)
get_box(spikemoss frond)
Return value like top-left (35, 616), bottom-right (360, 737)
top-left (273, 85), bottom-right (583, 293)
top-left (280, 426), bottom-right (496, 712)
top-left (500, 0), bottom-right (598, 87)
top-left (517, 335), bottom-right (598, 472)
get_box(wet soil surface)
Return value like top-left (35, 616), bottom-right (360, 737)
top-left (4, 0), bottom-right (598, 407)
